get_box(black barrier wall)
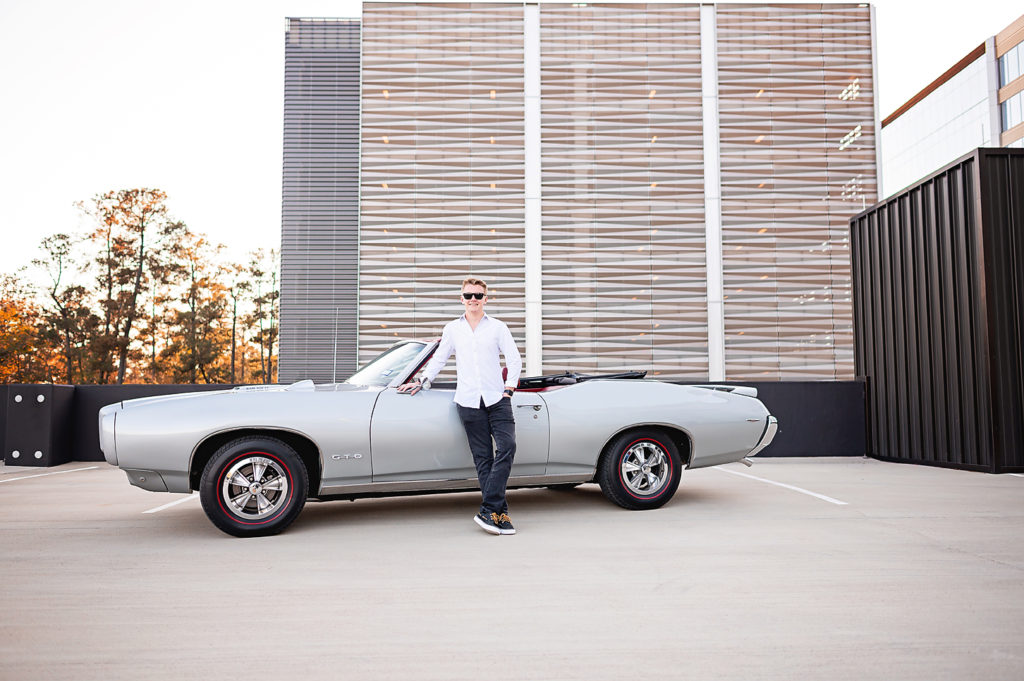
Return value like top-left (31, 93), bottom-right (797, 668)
top-left (2, 385), bottom-right (75, 466)
top-left (677, 381), bottom-right (865, 457)
top-left (850, 148), bottom-right (1024, 473)
top-left (2, 380), bottom-right (866, 465)
top-left (70, 385), bottom-right (240, 463)
top-left (1, 384), bottom-right (236, 467)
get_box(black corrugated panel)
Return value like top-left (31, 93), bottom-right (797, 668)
top-left (851, 148), bottom-right (1024, 472)
top-left (979, 152), bottom-right (1024, 470)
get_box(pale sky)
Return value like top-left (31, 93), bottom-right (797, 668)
top-left (1, 0), bottom-right (1020, 280)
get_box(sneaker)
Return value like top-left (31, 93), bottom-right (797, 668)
top-left (474, 511), bottom-right (501, 535)
top-left (496, 513), bottom-right (516, 535)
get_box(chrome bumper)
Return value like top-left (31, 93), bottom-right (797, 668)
top-left (747, 415), bottom-right (779, 457)
top-left (98, 403), bottom-right (120, 466)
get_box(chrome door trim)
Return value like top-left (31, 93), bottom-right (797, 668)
top-left (320, 472), bottom-right (589, 496)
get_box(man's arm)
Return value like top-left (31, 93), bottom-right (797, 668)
top-left (398, 327), bottom-right (454, 395)
top-left (421, 328), bottom-right (454, 385)
top-left (500, 323), bottom-right (522, 392)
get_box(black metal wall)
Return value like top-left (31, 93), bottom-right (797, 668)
top-left (676, 381), bottom-right (865, 458)
top-left (2, 380), bottom-right (866, 465)
top-left (2, 385), bottom-right (74, 466)
top-left (70, 385), bottom-right (239, 464)
top-left (980, 153), bottom-right (1024, 471)
top-left (851, 148), bottom-right (1024, 472)
top-left (2, 385), bottom-right (236, 467)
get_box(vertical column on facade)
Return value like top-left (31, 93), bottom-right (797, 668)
top-left (700, 4), bottom-right (725, 381)
top-left (870, 5), bottom-right (883, 199)
top-left (984, 36), bottom-right (1001, 146)
top-left (524, 2), bottom-right (543, 376)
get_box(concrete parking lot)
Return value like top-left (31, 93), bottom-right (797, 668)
top-left (1, 457), bottom-right (1023, 680)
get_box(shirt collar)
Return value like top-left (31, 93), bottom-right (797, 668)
top-left (459, 312), bottom-right (489, 326)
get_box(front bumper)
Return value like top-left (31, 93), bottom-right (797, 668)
top-left (98, 403), bottom-right (120, 466)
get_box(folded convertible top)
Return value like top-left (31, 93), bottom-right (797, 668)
top-left (517, 370), bottom-right (647, 390)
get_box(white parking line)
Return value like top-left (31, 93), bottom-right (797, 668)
top-left (1009, 474), bottom-right (1024, 478)
top-left (142, 495), bottom-right (199, 514)
top-left (0, 466), bottom-right (100, 484)
top-left (715, 466), bottom-right (848, 505)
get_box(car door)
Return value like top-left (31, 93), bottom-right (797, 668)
top-left (369, 388), bottom-right (549, 482)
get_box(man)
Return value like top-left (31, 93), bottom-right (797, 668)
top-left (397, 277), bottom-right (522, 535)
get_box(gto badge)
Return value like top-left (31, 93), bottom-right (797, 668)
top-left (332, 453), bottom-right (364, 460)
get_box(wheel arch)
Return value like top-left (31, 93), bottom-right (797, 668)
top-left (189, 428), bottom-right (323, 494)
top-left (596, 423), bottom-right (693, 476)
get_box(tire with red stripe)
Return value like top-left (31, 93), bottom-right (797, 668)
top-left (597, 429), bottom-right (682, 510)
top-left (199, 436), bottom-right (308, 537)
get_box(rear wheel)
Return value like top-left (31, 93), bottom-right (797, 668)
top-left (200, 436), bottom-right (308, 537)
top-left (597, 430), bottom-right (682, 510)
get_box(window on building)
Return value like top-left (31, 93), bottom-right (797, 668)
top-left (999, 43), bottom-right (1024, 86)
top-left (1002, 90), bottom-right (1024, 131)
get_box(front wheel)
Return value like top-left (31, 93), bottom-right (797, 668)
top-left (200, 436), bottom-right (308, 537)
top-left (597, 430), bottom-right (682, 510)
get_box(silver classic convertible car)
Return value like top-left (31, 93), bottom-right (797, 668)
top-left (99, 340), bottom-right (778, 537)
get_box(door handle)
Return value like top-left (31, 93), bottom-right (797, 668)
top-left (516, 405), bottom-right (542, 411)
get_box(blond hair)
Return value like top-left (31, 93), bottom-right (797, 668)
top-left (461, 277), bottom-right (487, 291)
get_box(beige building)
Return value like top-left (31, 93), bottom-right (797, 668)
top-left (358, 2), bottom-right (878, 380)
top-left (281, 2), bottom-right (879, 383)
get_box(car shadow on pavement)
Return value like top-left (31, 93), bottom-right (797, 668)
top-left (290, 482), bottom-right (726, 535)
top-left (137, 481), bottom-right (729, 538)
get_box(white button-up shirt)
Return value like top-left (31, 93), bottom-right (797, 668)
top-left (421, 313), bottom-right (522, 408)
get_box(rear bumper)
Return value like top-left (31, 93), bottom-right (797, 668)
top-left (747, 415), bottom-right (779, 457)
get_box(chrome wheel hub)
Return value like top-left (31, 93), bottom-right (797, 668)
top-left (222, 456), bottom-right (289, 520)
top-left (621, 441), bottom-right (669, 496)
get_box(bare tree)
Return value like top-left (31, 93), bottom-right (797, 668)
top-left (227, 264), bottom-right (249, 384)
top-left (31, 234), bottom-right (99, 384)
top-left (245, 249), bottom-right (280, 383)
top-left (161, 230), bottom-right (229, 383)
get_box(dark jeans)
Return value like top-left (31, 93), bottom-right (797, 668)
top-left (457, 397), bottom-right (517, 515)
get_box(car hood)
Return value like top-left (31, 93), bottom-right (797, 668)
top-left (110, 380), bottom-right (371, 411)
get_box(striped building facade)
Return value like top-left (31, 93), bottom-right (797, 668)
top-left (281, 2), bottom-right (878, 383)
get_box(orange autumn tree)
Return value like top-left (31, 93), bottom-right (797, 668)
top-left (0, 274), bottom-right (56, 382)
top-left (81, 189), bottom-right (186, 384)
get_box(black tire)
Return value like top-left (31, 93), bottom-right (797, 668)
top-left (546, 483), bottom-right (582, 491)
top-left (596, 429), bottom-right (682, 510)
top-left (200, 436), bottom-right (308, 537)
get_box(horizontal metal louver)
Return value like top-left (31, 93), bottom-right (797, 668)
top-left (279, 18), bottom-right (362, 383)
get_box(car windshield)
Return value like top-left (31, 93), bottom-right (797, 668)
top-left (345, 341), bottom-right (427, 387)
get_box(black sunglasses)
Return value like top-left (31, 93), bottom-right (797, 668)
top-left (462, 292), bottom-right (485, 300)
